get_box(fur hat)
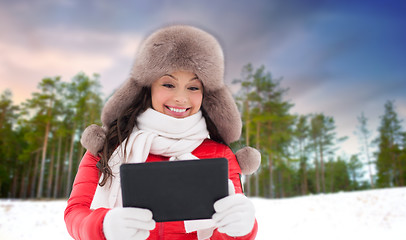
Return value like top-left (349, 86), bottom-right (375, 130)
top-left (81, 25), bottom-right (260, 175)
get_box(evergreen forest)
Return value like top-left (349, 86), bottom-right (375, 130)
top-left (0, 64), bottom-right (405, 199)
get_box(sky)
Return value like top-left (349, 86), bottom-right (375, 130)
top-left (1, 0), bottom-right (405, 158)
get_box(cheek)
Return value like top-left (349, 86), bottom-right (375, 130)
top-left (151, 90), bottom-right (166, 110)
top-left (191, 93), bottom-right (203, 109)
top-left (151, 98), bottom-right (159, 110)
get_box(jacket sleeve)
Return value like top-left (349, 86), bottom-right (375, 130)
top-left (64, 151), bottom-right (109, 240)
top-left (210, 146), bottom-right (258, 240)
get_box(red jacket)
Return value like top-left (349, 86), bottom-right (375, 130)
top-left (64, 139), bottom-right (258, 240)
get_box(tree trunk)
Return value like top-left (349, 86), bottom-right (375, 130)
top-left (65, 126), bottom-right (76, 197)
top-left (53, 135), bottom-right (62, 198)
top-left (11, 169), bottom-right (18, 198)
top-left (37, 119), bottom-right (51, 198)
top-left (269, 155), bottom-right (273, 198)
top-left (30, 150), bottom-right (40, 198)
top-left (398, 155), bottom-right (404, 186)
top-left (20, 157), bottom-right (33, 199)
top-left (301, 161), bottom-right (308, 195)
top-left (268, 121), bottom-right (274, 198)
top-left (278, 170), bottom-right (284, 198)
top-left (330, 162), bottom-right (334, 192)
top-left (37, 98), bottom-right (54, 199)
top-left (60, 138), bottom-right (70, 198)
top-left (394, 152), bottom-right (404, 186)
top-left (298, 138), bottom-right (308, 195)
top-left (319, 143), bottom-right (326, 193)
top-left (393, 153), bottom-right (399, 186)
top-left (300, 141), bottom-right (308, 195)
top-left (314, 152), bottom-right (320, 194)
top-left (255, 121), bottom-right (260, 196)
top-left (255, 173), bottom-right (259, 196)
top-left (245, 177), bottom-right (251, 196)
top-left (19, 166), bottom-right (27, 199)
top-left (46, 142), bottom-right (56, 198)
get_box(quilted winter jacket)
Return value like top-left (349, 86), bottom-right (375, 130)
top-left (64, 139), bottom-right (258, 240)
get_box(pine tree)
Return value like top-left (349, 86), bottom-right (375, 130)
top-left (0, 90), bottom-right (20, 197)
top-left (233, 64), bottom-right (294, 198)
top-left (355, 112), bottom-right (375, 188)
top-left (325, 156), bottom-right (350, 192)
top-left (309, 114), bottom-right (345, 193)
top-left (232, 63), bottom-right (255, 196)
top-left (20, 77), bottom-right (62, 198)
top-left (348, 154), bottom-right (365, 190)
top-left (293, 115), bottom-right (310, 195)
top-left (64, 72), bottom-right (103, 197)
top-left (375, 101), bottom-right (404, 187)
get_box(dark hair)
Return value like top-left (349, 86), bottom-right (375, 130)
top-left (97, 87), bottom-right (151, 186)
top-left (97, 87), bottom-right (226, 186)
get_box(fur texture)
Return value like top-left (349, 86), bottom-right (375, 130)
top-left (235, 147), bottom-right (261, 175)
top-left (80, 124), bottom-right (106, 156)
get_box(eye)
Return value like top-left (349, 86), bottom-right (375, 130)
top-left (188, 86), bottom-right (201, 91)
top-left (162, 83), bottom-right (175, 88)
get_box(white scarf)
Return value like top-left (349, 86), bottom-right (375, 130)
top-left (90, 108), bottom-right (215, 239)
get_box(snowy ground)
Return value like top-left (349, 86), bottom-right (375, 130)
top-left (0, 187), bottom-right (405, 240)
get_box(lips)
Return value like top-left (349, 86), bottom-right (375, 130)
top-left (165, 105), bottom-right (191, 117)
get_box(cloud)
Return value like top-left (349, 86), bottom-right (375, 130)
top-left (0, 40), bottom-right (111, 103)
top-left (0, 41), bottom-right (113, 72)
top-left (397, 100), bottom-right (406, 120)
top-left (0, 24), bottom-right (143, 103)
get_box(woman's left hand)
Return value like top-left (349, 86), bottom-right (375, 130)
top-left (212, 182), bottom-right (256, 237)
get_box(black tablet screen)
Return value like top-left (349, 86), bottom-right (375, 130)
top-left (120, 158), bottom-right (229, 222)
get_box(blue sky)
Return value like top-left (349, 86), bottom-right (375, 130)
top-left (1, 0), bottom-right (405, 157)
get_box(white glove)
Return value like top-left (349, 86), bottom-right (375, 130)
top-left (212, 181), bottom-right (255, 237)
top-left (103, 207), bottom-right (156, 240)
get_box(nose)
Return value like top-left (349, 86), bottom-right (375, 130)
top-left (174, 89), bottom-right (187, 104)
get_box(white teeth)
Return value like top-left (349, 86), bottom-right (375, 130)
top-left (169, 107), bottom-right (187, 113)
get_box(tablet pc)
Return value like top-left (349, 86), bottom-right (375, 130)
top-left (120, 158), bottom-right (229, 222)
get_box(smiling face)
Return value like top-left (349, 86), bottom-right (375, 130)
top-left (151, 71), bottom-right (203, 118)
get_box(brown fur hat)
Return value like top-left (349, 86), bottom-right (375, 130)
top-left (81, 25), bottom-right (260, 175)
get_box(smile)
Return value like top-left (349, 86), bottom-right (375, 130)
top-left (166, 106), bottom-right (189, 113)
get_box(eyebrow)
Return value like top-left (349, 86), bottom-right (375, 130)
top-left (164, 74), bottom-right (199, 81)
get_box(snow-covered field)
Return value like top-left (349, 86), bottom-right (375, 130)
top-left (0, 187), bottom-right (405, 240)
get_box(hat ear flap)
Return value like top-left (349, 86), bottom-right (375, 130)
top-left (203, 87), bottom-right (242, 145)
top-left (101, 78), bottom-right (142, 127)
top-left (235, 147), bottom-right (261, 175)
top-left (80, 124), bottom-right (106, 156)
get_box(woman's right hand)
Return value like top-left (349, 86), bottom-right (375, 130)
top-left (103, 207), bottom-right (156, 240)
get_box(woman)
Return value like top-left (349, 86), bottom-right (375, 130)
top-left (65, 25), bottom-right (260, 240)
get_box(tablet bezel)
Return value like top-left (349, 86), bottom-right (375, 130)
top-left (120, 158), bottom-right (229, 222)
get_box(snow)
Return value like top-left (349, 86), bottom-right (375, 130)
top-left (0, 187), bottom-right (405, 240)
top-left (253, 187), bottom-right (406, 240)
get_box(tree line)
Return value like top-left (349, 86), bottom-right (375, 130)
top-left (231, 63), bottom-right (406, 197)
top-left (0, 65), bottom-right (405, 199)
top-left (0, 72), bottom-right (103, 198)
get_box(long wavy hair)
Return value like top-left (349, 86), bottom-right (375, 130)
top-left (97, 87), bottom-right (226, 186)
